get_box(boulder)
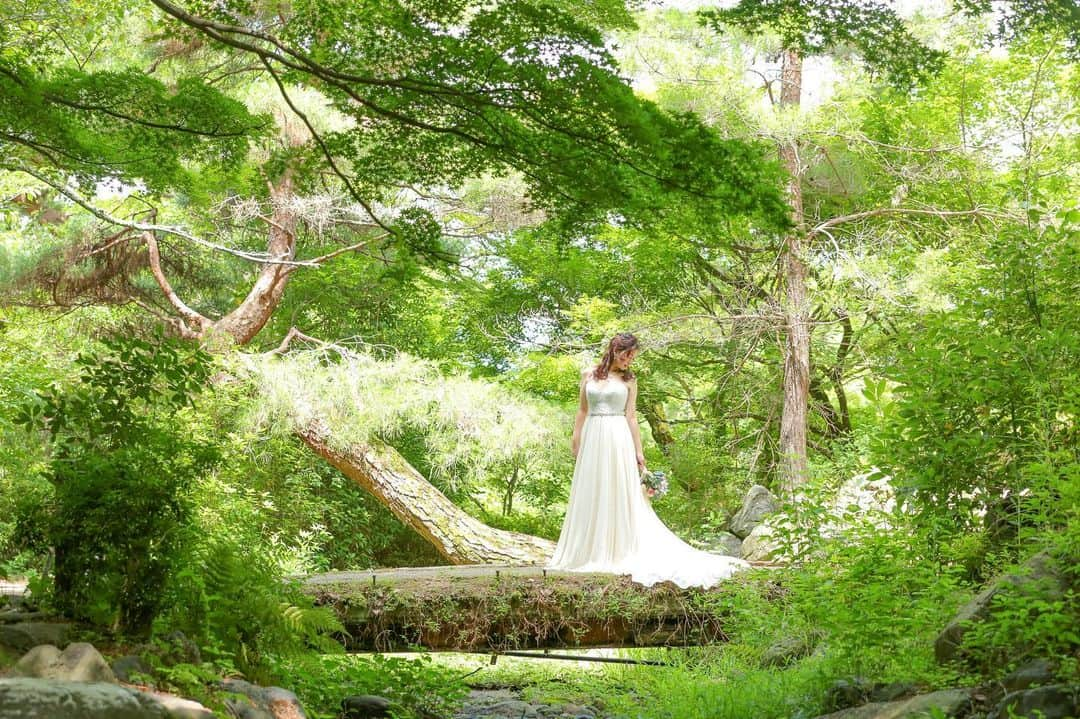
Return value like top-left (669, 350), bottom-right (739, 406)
top-left (112, 654), bottom-right (155, 683)
top-left (740, 519), bottom-right (801, 562)
top-left (728, 485), bottom-right (780, 539)
top-left (137, 688), bottom-right (217, 719)
top-left (935, 551), bottom-right (1069, 665)
top-left (1001, 659), bottom-right (1058, 692)
top-left (988, 684), bottom-right (1080, 719)
top-left (13, 642), bottom-right (116, 683)
top-left (689, 531), bottom-right (743, 557)
top-left (812, 687), bottom-right (973, 718)
top-left (760, 631), bottom-right (824, 668)
top-left (0, 621), bottom-right (71, 653)
top-left (0, 677), bottom-right (167, 718)
top-left (220, 678), bottom-right (306, 719)
top-left (341, 694), bottom-right (392, 718)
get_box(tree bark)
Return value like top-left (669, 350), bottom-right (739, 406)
top-left (777, 47), bottom-right (811, 498)
top-left (295, 417), bottom-right (556, 565)
top-left (640, 400), bottom-right (676, 456)
top-left (144, 173), bottom-right (298, 346)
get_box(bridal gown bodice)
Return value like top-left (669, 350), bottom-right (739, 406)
top-left (585, 376), bottom-right (629, 415)
top-left (546, 375), bottom-right (751, 589)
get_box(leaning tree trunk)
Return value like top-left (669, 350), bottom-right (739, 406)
top-left (145, 173), bottom-right (298, 346)
top-left (295, 417), bottom-right (556, 565)
top-left (777, 47), bottom-right (811, 498)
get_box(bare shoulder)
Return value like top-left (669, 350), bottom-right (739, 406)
top-left (580, 368), bottom-right (593, 382)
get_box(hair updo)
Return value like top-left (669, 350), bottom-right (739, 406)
top-left (591, 332), bottom-right (639, 381)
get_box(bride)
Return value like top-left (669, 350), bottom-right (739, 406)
top-left (546, 333), bottom-right (752, 589)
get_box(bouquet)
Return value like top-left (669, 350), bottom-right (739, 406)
top-left (640, 469), bottom-right (670, 499)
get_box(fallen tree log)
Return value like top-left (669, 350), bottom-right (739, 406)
top-left (302, 564), bottom-right (774, 651)
top-left (296, 418), bottom-right (557, 565)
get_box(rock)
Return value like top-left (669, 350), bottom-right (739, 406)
top-left (740, 520), bottom-right (793, 562)
top-left (690, 531), bottom-right (743, 557)
top-left (341, 694), bottom-right (393, 718)
top-left (935, 551), bottom-right (1069, 665)
top-left (812, 687), bottom-right (973, 718)
top-left (163, 631), bottom-right (202, 666)
top-left (1001, 659), bottom-right (1058, 692)
top-left (0, 677), bottom-right (168, 718)
top-left (224, 698), bottom-right (274, 719)
top-left (761, 632), bottom-right (822, 668)
top-left (0, 610), bottom-right (47, 624)
top-left (988, 684), bottom-right (1080, 719)
top-left (483, 699), bottom-right (539, 718)
top-left (138, 687), bottom-right (217, 718)
top-left (823, 677), bottom-right (876, 712)
top-left (728, 485), bottom-right (781, 539)
top-left (0, 621), bottom-right (71, 653)
top-left (867, 682), bottom-right (921, 703)
top-left (220, 678), bottom-right (306, 719)
top-left (13, 642), bottom-right (117, 683)
top-left (113, 654), bottom-right (155, 683)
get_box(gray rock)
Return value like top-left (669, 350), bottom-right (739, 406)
top-left (163, 631), bottom-right (202, 666)
top-left (0, 621), bottom-right (70, 653)
top-left (0, 677), bottom-right (168, 718)
top-left (224, 698), bottom-right (275, 719)
top-left (812, 688), bottom-right (973, 718)
top-left (867, 682), bottom-right (920, 703)
top-left (761, 633), bottom-right (823, 668)
top-left (341, 694), bottom-right (392, 718)
top-left (1001, 658), bottom-right (1057, 692)
top-left (691, 531), bottom-right (744, 557)
top-left (483, 700), bottom-right (539, 718)
top-left (0, 610), bottom-right (47, 624)
top-left (988, 684), bottom-right (1080, 719)
top-left (14, 642), bottom-right (117, 683)
top-left (138, 688), bottom-right (217, 718)
top-left (740, 521), bottom-right (784, 561)
top-left (823, 677), bottom-right (876, 712)
top-left (728, 485), bottom-right (781, 538)
top-left (113, 654), bottom-right (155, 683)
top-left (935, 551), bottom-right (1069, 664)
top-left (219, 678), bottom-right (306, 719)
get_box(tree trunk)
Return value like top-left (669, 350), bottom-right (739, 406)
top-left (777, 47), bottom-right (811, 497)
top-left (640, 400), bottom-right (676, 455)
top-left (145, 174), bottom-right (298, 346)
top-left (295, 418), bottom-right (556, 565)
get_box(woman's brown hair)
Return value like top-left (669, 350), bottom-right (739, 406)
top-left (591, 333), bottom-right (639, 381)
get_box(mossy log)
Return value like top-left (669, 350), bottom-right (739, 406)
top-left (302, 564), bottom-right (775, 652)
top-left (296, 419), bottom-right (557, 565)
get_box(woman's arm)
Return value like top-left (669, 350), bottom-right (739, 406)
top-left (571, 369), bottom-right (590, 459)
top-left (626, 377), bottom-right (646, 472)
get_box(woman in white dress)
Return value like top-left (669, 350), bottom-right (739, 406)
top-left (546, 333), bottom-right (752, 589)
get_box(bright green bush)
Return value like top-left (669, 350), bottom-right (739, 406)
top-left (14, 331), bottom-right (219, 634)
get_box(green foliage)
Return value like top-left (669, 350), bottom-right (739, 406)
top-left (157, 533), bottom-right (347, 681)
top-left (13, 331), bottom-right (219, 634)
top-left (272, 652), bottom-right (469, 719)
top-left (699, 0), bottom-right (946, 89)
top-left (873, 208), bottom-right (1080, 568)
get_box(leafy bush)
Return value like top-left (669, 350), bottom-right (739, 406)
top-left (14, 331), bottom-right (219, 634)
top-left (873, 209), bottom-right (1080, 572)
top-left (271, 652), bottom-right (469, 719)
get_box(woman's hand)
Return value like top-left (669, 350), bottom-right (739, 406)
top-left (571, 438), bottom-right (580, 459)
top-left (636, 451), bottom-right (646, 473)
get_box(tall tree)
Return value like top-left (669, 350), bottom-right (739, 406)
top-left (699, 0), bottom-right (947, 496)
top-left (1, 0), bottom-right (792, 561)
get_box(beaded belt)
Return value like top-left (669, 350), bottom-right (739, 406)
top-left (588, 411), bottom-right (625, 416)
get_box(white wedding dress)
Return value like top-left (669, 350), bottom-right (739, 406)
top-left (546, 376), bottom-right (752, 588)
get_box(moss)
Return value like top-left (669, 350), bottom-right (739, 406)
top-left (304, 570), bottom-right (776, 651)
